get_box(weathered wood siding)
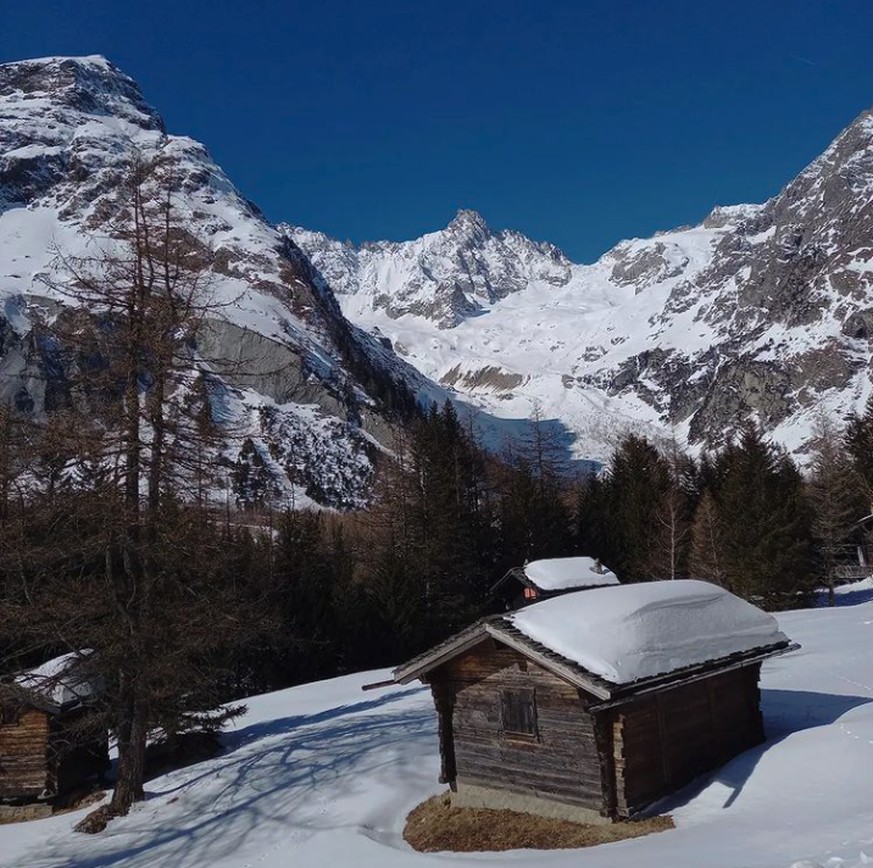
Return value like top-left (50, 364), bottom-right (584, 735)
top-left (612, 663), bottom-right (764, 816)
top-left (432, 640), bottom-right (606, 813)
top-left (0, 705), bottom-right (107, 801)
top-left (0, 706), bottom-right (52, 800)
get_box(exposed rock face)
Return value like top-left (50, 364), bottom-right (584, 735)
top-left (0, 55), bottom-right (411, 508)
top-left (288, 110), bottom-right (873, 460)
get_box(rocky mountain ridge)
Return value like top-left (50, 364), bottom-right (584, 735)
top-left (0, 55), bottom-right (416, 508)
top-left (283, 208), bottom-right (576, 328)
top-left (286, 108), bottom-right (873, 461)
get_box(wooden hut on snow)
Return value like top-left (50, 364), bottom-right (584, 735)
top-left (491, 556), bottom-right (619, 610)
top-left (394, 580), bottom-right (796, 822)
top-left (0, 652), bottom-right (107, 802)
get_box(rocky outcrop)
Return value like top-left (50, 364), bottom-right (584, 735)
top-left (5, 55), bottom-right (873, 470)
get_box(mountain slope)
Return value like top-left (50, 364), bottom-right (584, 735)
top-left (286, 108), bottom-right (873, 461)
top-left (0, 55), bottom-right (414, 508)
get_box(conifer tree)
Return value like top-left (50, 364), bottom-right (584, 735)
top-left (495, 410), bottom-right (572, 568)
top-left (574, 470), bottom-right (607, 562)
top-left (650, 439), bottom-right (697, 580)
top-left (845, 395), bottom-right (873, 502)
top-left (359, 402), bottom-right (495, 654)
top-left (597, 434), bottom-right (672, 582)
top-left (715, 425), bottom-right (816, 608)
top-left (689, 488), bottom-right (726, 585)
top-left (807, 414), bottom-right (866, 605)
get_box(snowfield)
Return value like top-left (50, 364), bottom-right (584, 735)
top-left (2, 584), bottom-right (873, 868)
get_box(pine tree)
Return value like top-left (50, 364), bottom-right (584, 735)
top-left (715, 425), bottom-right (816, 608)
top-left (494, 409), bottom-right (572, 569)
top-left (598, 434), bottom-right (672, 582)
top-left (574, 470), bottom-right (607, 562)
top-left (807, 414), bottom-right (866, 605)
top-left (649, 439), bottom-right (696, 580)
top-left (357, 403), bottom-right (496, 655)
top-left (689, 488), bottom-right (726, 585)
top-left (845, 395), bottom-right (873, 500)
top-left (270, 510), bottom-right (340, 683)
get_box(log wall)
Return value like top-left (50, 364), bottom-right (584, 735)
top-left (0, 706), bottom-right (52, 800)
top-left (612, 663), bottom-right (765, 816)
top-left (428, 646), bottom-right (767, 822)
top-left (432, 641), bottom-right (607, 813)
top-left (0, 704), bottom-right (108, 801)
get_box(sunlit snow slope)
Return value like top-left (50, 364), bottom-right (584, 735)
top-left (2, 582), bottom-right (872, 868)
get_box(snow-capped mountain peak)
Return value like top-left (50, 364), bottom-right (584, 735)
top-left (281, 209), bottom-right (578, 329)
top-left (446, 207), bottom-right (490, 236)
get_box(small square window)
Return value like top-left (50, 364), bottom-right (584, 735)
top-left (501, 688), bottom-right (538, 739)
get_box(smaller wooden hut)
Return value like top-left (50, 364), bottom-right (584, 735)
top-left (394, 580), bottom-right (796, 823)
top-left (0, 652), bottom-right (108, 803)
top-left (491, 556), bottom-right (619, 610)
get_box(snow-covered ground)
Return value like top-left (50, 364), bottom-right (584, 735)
top-left (2, 583), bottom-right (873, 868)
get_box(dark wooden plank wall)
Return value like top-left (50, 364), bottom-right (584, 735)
top-left (613, 663), bottom-right (765, 816)
top-left (0, 707), bottom-right (52, 800)
top-left (434, 641), bottom-right (606, 812)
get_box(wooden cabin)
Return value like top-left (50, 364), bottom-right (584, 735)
top-left (491, 556), bottom-right (619, 610)
top-left (394, 580), bottom-right (796, 823)
top-left (0, 653), bottom-right (108, 802)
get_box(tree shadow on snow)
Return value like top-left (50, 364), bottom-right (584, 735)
top-left (24, 686), bottom-right (435, 868)
top-left (221, 686), bottom-right (427, 753)
top-left (650, 689), bottom-right (872, 815)
top-left (818, 584), bottom-right (873, 607)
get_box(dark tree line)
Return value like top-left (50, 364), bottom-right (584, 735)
top-left (576, 417), bottom-right (871, 608)
top-left (246, 403), bottom-right (873, 694)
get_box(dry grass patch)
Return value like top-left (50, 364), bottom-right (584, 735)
top-left (404, 793), bottom-right (673, 853)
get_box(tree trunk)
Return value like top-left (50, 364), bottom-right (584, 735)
top-left (110, 681), bottom-right (148, 815)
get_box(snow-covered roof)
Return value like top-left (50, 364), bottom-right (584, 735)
top-left (395, 580), bottom-right (794, 697)
top-left (523, 556), bottom-right (619, 591)
top-left (508, 580), bottom-right (789, 685)
top-left (13, 650), bottom-right (98, 711)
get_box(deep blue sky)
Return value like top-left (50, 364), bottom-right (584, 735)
top-left (3, 1), bottom-right (872, 261)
